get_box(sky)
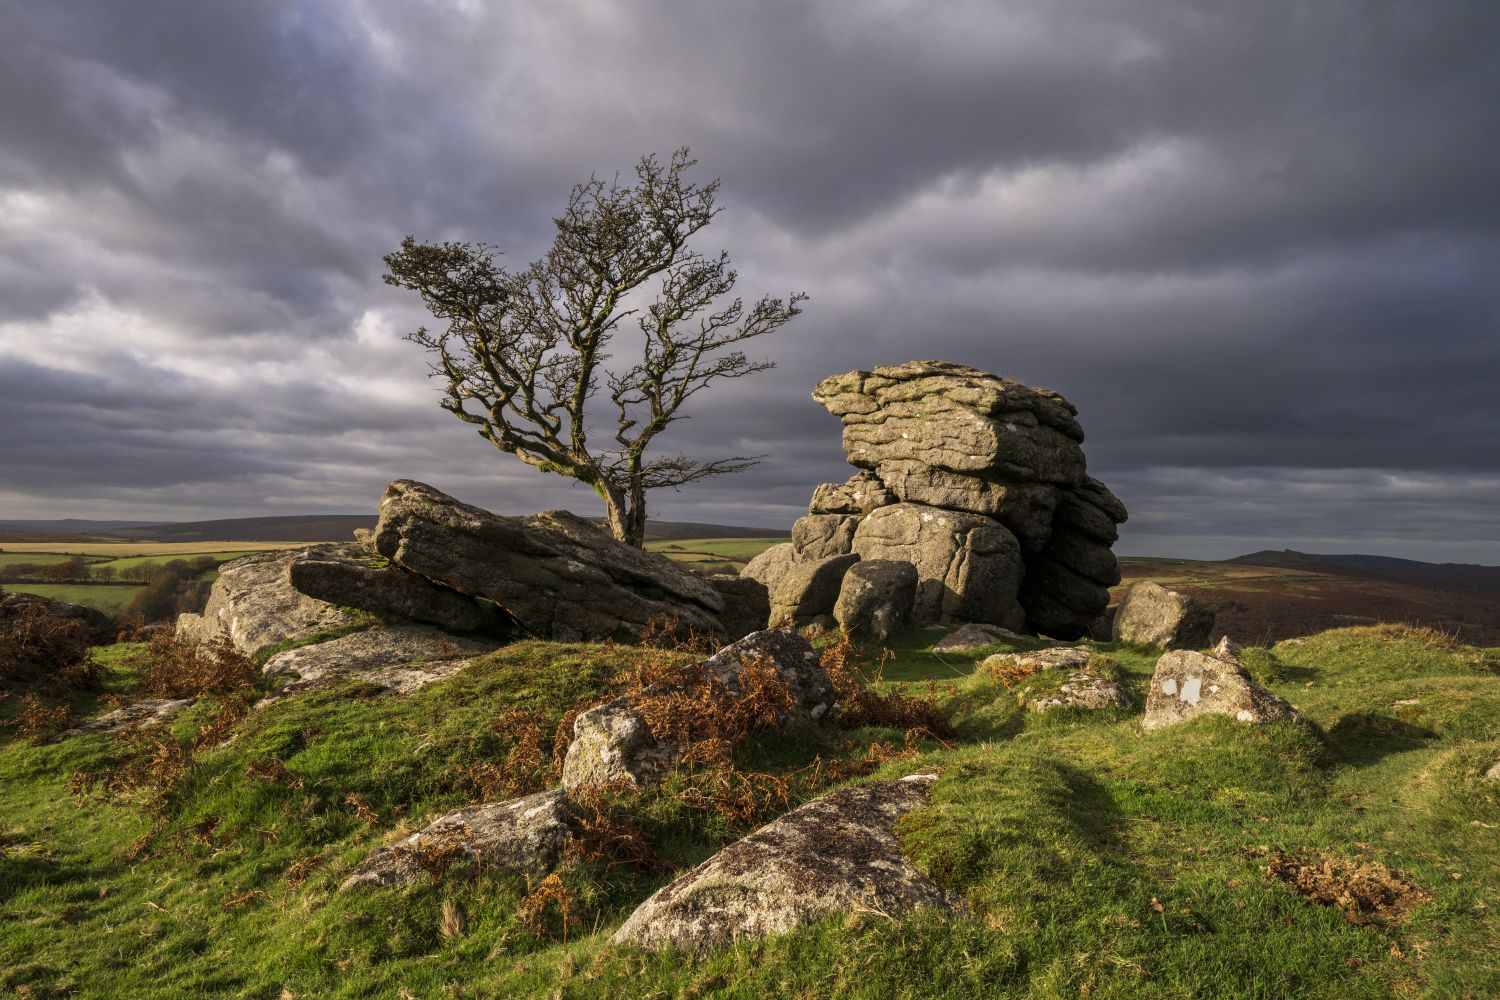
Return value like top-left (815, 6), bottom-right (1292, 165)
top-left (2, 1), bottom-right (1498, 562)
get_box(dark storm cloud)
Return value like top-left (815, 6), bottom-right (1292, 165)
top-left (2, 0), bottom-right (1498, 558)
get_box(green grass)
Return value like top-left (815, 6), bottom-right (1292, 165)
top-left (3, 582), bottom-right (144, 616)
top-left (0, 553), bottom-right (110, 568)
top-left (645, 537), bottom-right (788, 575)
top-left (3, 625), bottom-right (1499, 997)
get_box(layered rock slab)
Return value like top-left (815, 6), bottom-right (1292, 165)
top-left (287, 549), bottom-right (509, 636)
top-left (372, 480), bottom-right (723, 641)
top-left (1142, 650), bottom-right (1306, 731)
top-left (612, 772), bottom-right (965, 953)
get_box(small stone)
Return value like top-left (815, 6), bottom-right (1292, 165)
top-left (1142, 650), bottom-right (1307, 731)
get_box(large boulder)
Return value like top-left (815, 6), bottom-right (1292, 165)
top-left (739, 542), bottom-right (800, 591)
top-left (852, 503), bottom-right (1025, 628)
top-left (707, 575), bottom-right (770, 642)
top-left (1142, 650), bottom-right (1306, 731)
top-left (562, 629), bottom-right (833, 793)
top-left (287, 550), bottom-right (509, 636)
top-left (767, 553), bottom-right (860, 628)
top-left (341, 789), bottom-right (573, 891)
top-left (372, 480), bottom-right (723, 642)
top-left (1112, 581), bottom-right (1216, 650)
top-left (612, 773), bottom-right (966, 953)
top-left (175, 546), bottom-right (364, 657)
top-left (833, 559), bottom-right (917, 643)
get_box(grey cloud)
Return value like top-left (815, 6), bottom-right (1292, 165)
top-left (1, 0), bottom-right (1498, 561)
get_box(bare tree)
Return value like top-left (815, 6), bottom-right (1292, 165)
top-left (383, 149), bottom-right (805, 547)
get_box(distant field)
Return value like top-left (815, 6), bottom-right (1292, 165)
top-left (0, 541), bottom-right (306, 557)
top-left (5, 582), bottom-right (145, 616)
top-left (1118, 556), bottom-right (1500, 645)
top-left (646, 536), bottom-right (787, 574)
top-left (0, 552), bottom-right (108, 567)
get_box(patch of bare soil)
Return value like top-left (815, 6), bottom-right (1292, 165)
top-left (1263, 849), bottom-right (1429, 926)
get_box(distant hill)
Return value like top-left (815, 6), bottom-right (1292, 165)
top-left (1, 514), bottom-right (789, 544)
top-left (1230, 549), bottom-right (1500, 594)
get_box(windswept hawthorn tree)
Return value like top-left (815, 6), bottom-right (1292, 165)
top-left (384, 149), bottom-right (805, 547)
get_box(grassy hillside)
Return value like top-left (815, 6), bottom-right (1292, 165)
top-left (3, 625), bottom-right (1498, 997)
top-left (3, 583), bottom-right (144, 617)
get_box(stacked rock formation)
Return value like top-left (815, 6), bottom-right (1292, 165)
top-left (749, 361), bottom-right (1127, 640)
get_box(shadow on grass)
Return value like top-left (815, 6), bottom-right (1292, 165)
top-left (1325, 711), bottom-right (1439, 766)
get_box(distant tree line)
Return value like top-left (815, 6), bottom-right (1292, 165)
top-left (0, 555), bottom-right (216, 622)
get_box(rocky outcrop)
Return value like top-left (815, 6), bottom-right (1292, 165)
top-left (756, 361), bottom-right (1126, 640)
top-left (1112, 581), bottom-right (1216, 650)
top-left (287, 549), bottom-right (509, 636)
top-left (260, 624), bottom-right (496, 699)
top-left (852, 504), bottom-right (1025, 628)
top-left (373, 480), bottom-right (723, 641)
top-left (767, 553), bottom-right (860, 629)
top-left (562, 629), bottom-right (834, 793)
top-left (341, 789), bottom-right (573, 891)
top-left (612, 773), bottom-right (965, 953)
top-left (708, 575), bottom-right (770, 642)
top-left (175, 546), bottom-right (364, 657)
top-left (1142, 649), bottom-right (1306, 731)
top-left (833, 560), bottom-right (917, 643)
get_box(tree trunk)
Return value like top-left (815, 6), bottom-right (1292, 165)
top-left (600, 483), bottom-right (647, 548)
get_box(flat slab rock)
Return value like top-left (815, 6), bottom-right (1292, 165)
top-left (981, 646), bottom-right (1093, 673)
top-left (341, 789), bottom-right (573, 891)
top-left (612, 773), bottom-right (966, 954)
top-left (1022, 672), bottom-right (1131, 713)
top-left (260, 625), bottom-right (496, 701)
top-left (932, 622), bottom-right (1031, 653)
top-left (48, 698), bottom-right (195, 743)
top-left (1143, 650), bottom-right (1307, 731)
top-left (373, 480), bottom-right (723, 641)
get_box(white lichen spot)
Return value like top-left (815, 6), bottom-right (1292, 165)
top-left (1161, 678), bottom-right (1178, 696)
top-left (1236, 710), bottom-right (1255, 722)
top-left (1208, 684), bottom-right (1221, 694)
top-left (1180, 677), bottom-right (1202, 705)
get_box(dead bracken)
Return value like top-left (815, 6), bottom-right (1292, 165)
top-left (1263, 849), bottom-right (1429, 926)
